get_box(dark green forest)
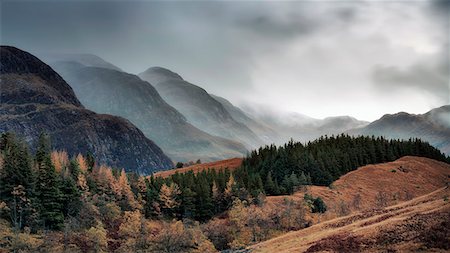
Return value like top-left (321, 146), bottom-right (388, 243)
top-left (237, 135), bottom-right (449, 195)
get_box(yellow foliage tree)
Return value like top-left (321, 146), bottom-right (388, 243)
top-left (86, 222), bottom-right (108, 253)
top-left (159, 183), bottom-right (181, 215)
top-left (118, 169), bottom-right (142, 210)
top-left (76, 153), bottom-right (88, 173)
top-left (51, 150), bottom-right (69, 174)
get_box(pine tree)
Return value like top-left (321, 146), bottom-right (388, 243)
top-left (34, 133), bottom-right (64, 230)
top-left (0, 133), bottom-right (34, 208)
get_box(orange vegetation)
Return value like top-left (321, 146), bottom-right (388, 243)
top-left (153, 157), bottom-right (243, 178)
top-left (251, 187), bottom-right (450, 253)
top-left (267, 156), bottom-right (450, 218)
top-left (251, 156), bottom-right (450, 252)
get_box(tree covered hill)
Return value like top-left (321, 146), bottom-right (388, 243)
top-left (238, 135), bottom-right (449, 193)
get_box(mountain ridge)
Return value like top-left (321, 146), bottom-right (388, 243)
top-left (139, 67), bottom-right (266, 149)
top-left (51, 62), bottom-right (248, 162)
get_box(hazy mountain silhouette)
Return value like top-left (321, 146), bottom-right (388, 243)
top-left (139, 67), bottom-right (265, 149)
top-left (51, 62), bottom-right (247, 162)
top-left (349, 105), bottom-right (450, 155)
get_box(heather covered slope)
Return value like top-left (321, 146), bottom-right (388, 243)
top-left (139, 67), bottom-right (265, 150)
top-left (252, 156), bottom-right (450, 252)
top-left (349, 105), bottom-right (450, 155)
top-left (52, 62), bottom-right (247, 162)
top-left (252, 187), bottom-right (450, 253)
top-left (0, 46), bottom-right (173, 174)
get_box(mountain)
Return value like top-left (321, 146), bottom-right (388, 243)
top-left (0, 46), bottom-right (173, 174)
top-left (210, 95), bottom-right (280, 144)
top-left (138, 67), bottom-right (265, 149)
top-left (50, 62), bottom-right (247, 162)
top-left (242, 105), bottom-right (369, 145)
top-left (349, 105), bottom-right (450, 155)
top-left (38, 52), bottom-right (122, 71)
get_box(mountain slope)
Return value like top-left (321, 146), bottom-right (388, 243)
top-left (349, 105), bottom-right (450, 155)
top-left (251, 156), bottom-right (450, 252)
top-left (51, 62), bottom-right (247, 162)
top-left (0, 46), bottom-right (173, 174)
top-left (138, 67), bottom-right (265, 149)
top-left (211, 95), bottom-right (280, 144)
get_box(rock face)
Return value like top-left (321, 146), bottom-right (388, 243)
top-left (349, 105), bottom-right (450, 155)
top-left (50, 62), bottom-right (247, 162)
top-left (139, 67), bottom-right (265, 149)
top-left (0, 46), bottom-right (173, 174)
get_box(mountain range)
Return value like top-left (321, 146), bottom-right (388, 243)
top-left (3, 46), bottom-right (448, 177)
top-left (44, 53), bottom-right (450, 158)
top-left (349, 105), bottom-right (450, 155)
top-left (49, 62), bottom-right (247, 163)
top-left (138, 67), bottom-right (265, 150)
top-left (0, 46), bottom-right (173, 174)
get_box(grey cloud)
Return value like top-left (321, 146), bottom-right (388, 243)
top-left (233, 3), bottom-right (358, 40)
top-left (372, 57), bottom-right (449, 103)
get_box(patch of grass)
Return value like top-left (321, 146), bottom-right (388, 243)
top-left (390, 169), bottom-right (397, 173)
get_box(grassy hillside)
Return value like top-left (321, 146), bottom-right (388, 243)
top-left (153, 157), bottom-right (243, 178)
top-left (251, 187), bottom-right (450, 253)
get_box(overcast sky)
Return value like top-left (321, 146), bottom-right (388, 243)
top-left (1, 0), bottom-right (449, 121)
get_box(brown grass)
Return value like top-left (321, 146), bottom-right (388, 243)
top-left (251, 187), bottom-right (450, 253)
top-left (250, 156), bottom-right (450, 253)
top-left (152, 157), bottom-right (243, 178)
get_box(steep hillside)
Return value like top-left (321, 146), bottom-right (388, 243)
top-left (252, 187), bottom-right (450, 253)
top-left (349, 105), bottom-right (450, 155)
top-left (252, 156), bottom-right (450, 252)
top-left (0, 46), bottom-right (173, 174)
top-left (267, 156), bottom-right (450, 216)
top-left (153, 157), bottom-right (243, 178)
top-left (138, 67), bottom-right (265, 149)
top-left (51, 62), bottom-right (247, 162)
top-left (211, 95), bottom-right (279, 144)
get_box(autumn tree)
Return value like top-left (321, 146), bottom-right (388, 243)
top-left (159, 183), bottom-right (181, 217)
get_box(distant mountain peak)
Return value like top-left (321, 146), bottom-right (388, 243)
top-left (38, 52), bottom-right (122, 72)
top-left (140, 66), bottom-right (184, 83)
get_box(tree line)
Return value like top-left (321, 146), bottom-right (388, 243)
top-left (236, 134), bottom-right (449, 195)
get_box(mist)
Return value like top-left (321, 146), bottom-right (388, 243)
top-left (1, 0), bottom-right (448, 121)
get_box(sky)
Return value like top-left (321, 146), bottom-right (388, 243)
top-left (1, 0), bottom-right (449, 121)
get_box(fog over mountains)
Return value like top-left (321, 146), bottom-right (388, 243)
top-left (1, 47), bottom-right (448, 177)
top-left (40, 53), bottom-right (449, 160)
